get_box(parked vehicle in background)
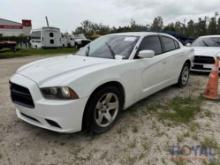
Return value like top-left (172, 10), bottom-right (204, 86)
top-left (163, 31), bottom-right (195, 46)
top-left (10, 32), bottom-right (193, 134)
top-left (66, 35), bottom-right (75, 47)
top-left (0, 41), bottom-right (16, 52)
top-left (74, 33), bottom-right (91, 49)
top-left (61, 34), bottom-right (68, 47)
top-left (191, 35), bottom-right (220, 72)
top-left (30, 27), bottom-right (62, 48)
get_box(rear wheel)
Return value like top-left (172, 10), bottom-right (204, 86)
top-left (84, 86), bottom-right (123, 134)
top-left (177, 62), bottom-right (190, 87)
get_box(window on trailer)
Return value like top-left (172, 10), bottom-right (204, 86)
top-left (49, 33), bottom-right (54, 37)
top-left (50, 40), bottom-right (54, 44)
top-left (31, 31), bottom-right (41, 40)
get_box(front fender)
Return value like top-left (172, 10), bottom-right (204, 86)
top-left (69, 64), bottom-right (141, 109)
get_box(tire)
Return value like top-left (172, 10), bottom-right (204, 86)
top-left (84, 86), bottom-right (123, 134)
top-left (177, 62), bottom-right (190, 87)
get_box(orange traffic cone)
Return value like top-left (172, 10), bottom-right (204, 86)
top-left (203, 57), bottom-right (220, 100)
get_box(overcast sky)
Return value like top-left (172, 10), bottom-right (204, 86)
top-left (1, 0), bottom-right (220, 32)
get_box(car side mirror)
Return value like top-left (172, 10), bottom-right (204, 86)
top-left (186, 43), bottom-right (191, 47)
top-left (138, 50), bottom-right (155, 58)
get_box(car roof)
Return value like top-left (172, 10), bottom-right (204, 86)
top-left (109, 32), bottom-right (180, 43)
top-left (199, 35), bottom-right (220, 39)
top-left (111, 32), bottom-right (169, 37)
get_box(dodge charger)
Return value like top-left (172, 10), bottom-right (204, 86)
top-left (10, 32), bottom-right (193, 134)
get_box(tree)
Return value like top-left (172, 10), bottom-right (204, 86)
top-left (197, 18), bottom-right (207, 36)
top-left (151, 16), bottom-right (163, 32)
top-left (74, 20), bottom-right (111, 38)
top-left (130, 19), bottom-right (136, 29)
top-left (217, 17), bottom-right (220, 34)
top-left (73, 15), bottom-right (220, 40)
top-left (208, 17), bottom-right (217, 34)
top-left (174, 21), bottom-right (184, 34)
top-left (164, 23), bottom-right (176, 32)
top-left (186, 20), bottom-right (195, 37)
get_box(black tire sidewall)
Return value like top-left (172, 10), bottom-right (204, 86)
top-left (85, 86), bottom-right (123, 134)
top-left (178, 63), bottom-right (190, 87)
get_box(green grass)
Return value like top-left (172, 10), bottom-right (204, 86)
top-left (0, 48), bottom-right (77, 59)
top-left (127, 96), bottom-right (203, 125)
top-left (201, 137), bottom-right (219, 150)
top-left (201, 138), bottom-right (220, 165)
top-left (158, 96), bottom-right (203, 123)
top-left (206, 162), bottom-right (220, 165)
top-left (173, 160), bottom-right (186, 165)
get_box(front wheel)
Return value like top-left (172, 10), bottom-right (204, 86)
top-left (177, 63), bottom-right (190, 87)
top-left (84, 86), bottom-right (123, 134)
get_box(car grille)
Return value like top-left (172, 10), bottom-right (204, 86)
top-left (193, 56), bottom-right (215, 64)
top-left (10, 82), bottom-right (35, 108)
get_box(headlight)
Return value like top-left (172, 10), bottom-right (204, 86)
top-left (41, 87), bottom-right (79, 100)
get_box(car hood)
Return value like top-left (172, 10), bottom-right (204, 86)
top-left (17, 55), bottom-right (114, 85)
top-left (193, 47), bottom-right (220, 57)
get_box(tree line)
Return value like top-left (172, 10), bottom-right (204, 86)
top-left (73, 16), bottom-right (220, 39)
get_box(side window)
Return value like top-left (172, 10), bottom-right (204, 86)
top-left (139, 36), bottom-right (162, 55)
top-left (161, 36), bottom-right (176, 52)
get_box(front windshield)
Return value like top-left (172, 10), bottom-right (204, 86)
top-left (76, 35), bottom-right (140, 59)
top-left (192, 37), bottom-right (220, 47)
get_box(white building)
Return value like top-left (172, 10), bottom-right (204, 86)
top-left (0, 18), bottom-right (32, 37)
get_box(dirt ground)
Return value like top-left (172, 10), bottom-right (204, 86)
top-left (0, 56), bottom-right (220, 165)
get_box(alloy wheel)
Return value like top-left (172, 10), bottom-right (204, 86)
top-left (181, 66), bottom-right (189, 85)
top-left (94, 93), bottom-right (119, 127)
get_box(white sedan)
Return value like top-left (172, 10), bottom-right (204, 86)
top-left (191, 35), bottom-right (220, 72)
top-left (10, 32), bottom-right (193, 134)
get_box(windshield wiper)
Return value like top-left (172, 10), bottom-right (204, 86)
top-left (202, 40), bottom-right (209, 47)
top-left (105, 42), bottom-right (116, 59)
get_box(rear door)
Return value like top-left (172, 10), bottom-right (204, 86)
top-left (160, 35), bottom-right (185, 81)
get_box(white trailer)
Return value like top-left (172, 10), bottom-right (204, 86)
top-left (67, 35), bottom-right (75, 47)
top-left (61, 34), bottom-right (75, 47)
top-left (30, 27), bottom-right (62, 48)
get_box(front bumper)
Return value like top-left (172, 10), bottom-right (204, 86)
top-left (191, 63), bottom-right (220, 73)
top-left (10, 74), bottom-right (88, 133)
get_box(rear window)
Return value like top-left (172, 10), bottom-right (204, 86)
top-left (161, 36), bottom-right (176, 52)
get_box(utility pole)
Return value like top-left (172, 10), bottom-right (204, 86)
top-left (45, 16), bottom-right (50, 27)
